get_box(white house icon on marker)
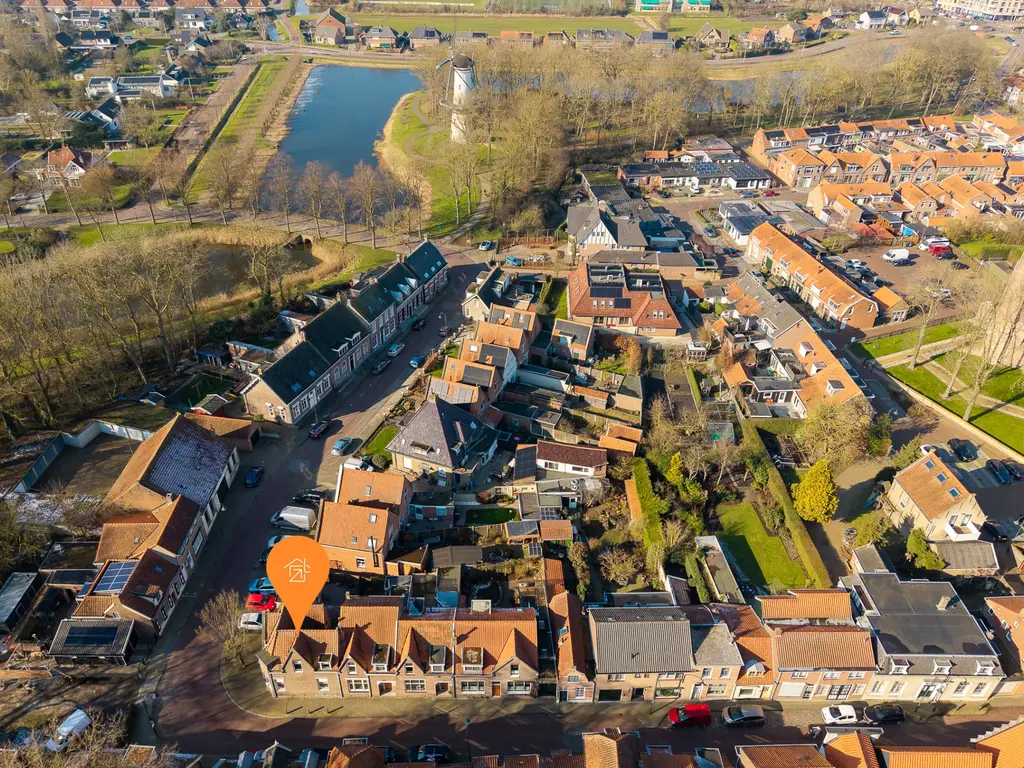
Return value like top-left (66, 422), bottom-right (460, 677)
top-left (286, 558), bottom-right (310, 583)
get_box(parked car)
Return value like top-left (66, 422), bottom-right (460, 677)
top-left (245, 466), bottom-right (264, 488)
top-left (668, 704), bottom-right (712, 728)
top-left (863, 704), bottom-right (905, 725)
top-left (845, 258), bottom-right (866, 270)
top-left (948, 438), bottom-right (978, 462)
top-left (762, 189), bottom-right (779, 197)
top-left (987, 459), bottom-right (1013, 485)
top-left (438, 325), bottom-right (450, 337)
top-left (387, 343), bottom-right (405, 358)
top-left (410, 356), bottom-right (423, 368)
top-left (929, 242), bottom-right (955, 257)
top-left (248, 577), bottom-right (276, 595)
top-left (270, 506), bottom-right (316, 532)
top-left (238, 612), bottom-right (263, 631)
top-left (410, 744), bottom-right (450, 763)
top-left (920, 237), bottom-right (950, 250)
top-left (412, 318), bottom-right (429, 331)
top-left (722, 705), bottom-right (765, 728)
top-left (658, 189), bottom-right (671, 198)
top-left (982, 521), bottom-right (1009, 542)
top-left (372, 359), bottom-right (392, 375)
top-left (821, 705), bottom-right (859, 725)
top-left (268, 535), bottom-right (289, 549)
top-left (245, 593), bottom-right (277, 611)
top-left (505, 256), bottom-right (523, 267)
top-left (1005, 461), bottom-right (1024, 481)
top-left (920, 444), bottom-right (940, 457)
top-left (478, 240), bottom-right (494, 251)
top-left (308, 420), bottom-right (331, 439)
top-left (739, 191), bottom-right (756, 199)
top-left (331, 437), bottom-right (353, 456)
top-left (882, 248), bottom-right (911, 264)
top-left (259, 546), bottom-right (273, 564)
top-left (46, 710), bottom-right (91, 752)
top-left (704, 225), bottom-right (718, 237)
top-left (293, 489), bottom-right (327, 504)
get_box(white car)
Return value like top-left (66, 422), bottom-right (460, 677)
top-left (239, 612), bottom-right (263, 632)
top-left (821, 705), bottom-right (859, 725)
top-left (919, 237), bottom-right (950, 251)
top-left (920, 444), bottom-right (940, 456)
top-left (46, 710), bottom-right (91, 752)
top-left (845, 259), bottom-right (866, 270)
top-left (386, 343), bottom-right (405, 358)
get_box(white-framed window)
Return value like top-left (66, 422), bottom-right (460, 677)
top-left (347, 663), bottom-right (357, 675)
top-left (791, 671), bottom-right (809, 679)
top-left (852, 685), bottom-right (865, 696)
top-left (568, 675), bottom-right (580, 683)
top-left (274, 677), bottom-right (286, 692)
top-left (460, 681), bottom-right (485, 694)
top-left (954, 681), bottom-right (970, 696)
top-left (977, 662), bottom-right (997, 676)
top-left (659, 673), bottom-right (679, 681)
top-left (973, 682), bottom-right (989, 697)
top-left (608, 674), bottom-right (624, 682)
top-left (848, 671), bottom-right (865, 679)
top-left (292, 660), bottom-right (303, 673)
top-left (510, 664), bottom-right (520, 678)
top-left (871, 680), bottom-right (885, 694)
top-left (890, 681), bottom-right (905, 695)
top-left (706, 685), bottom-right (729, 697)
top-left (266, 402), bottom-right (275, 418)
top-left (891, 662), bottom-right (909, 675)
top-left (701, 668), bottom-right (712, 679)
top-left (573, 686), bottom-right (588, 700)
top-left (405, 663), bottom-right (414, 674)
top-left (316, 678), bottom-right (329, 692)
top-left (405, 680), bottom-right (426, 693)
top-left (823, 671), bottom-right (841, 680)
top-left (508, 681), bottom-right (531, 694)
top-left (933, 662), bottom-right (952, 675)
top-left (356, 558), bottom-right (367, 569)
top-left (720, 668), bottom-right (731, 679)
top-left (348, 679), bottom-right (370, 693)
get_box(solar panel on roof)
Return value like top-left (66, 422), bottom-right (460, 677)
top-left (64, 624), bottom-right (119, 646)
top-left (94, 561), bottom-right (136, 594)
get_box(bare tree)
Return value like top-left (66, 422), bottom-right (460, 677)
top-left (264, 152), bottom-right (297, 233)
top-left (904, 260), bottom-right (963, 369)
top-left (198, 589), bottom-right (249, 665)
top-left (327, 170), bottom-right (350, 244)
top-left (349, 161), bottom-right (381, 248)
top-left (298, 160), bottom-right (329, 240)
top-left (206, 145), bottom-right (240, 224)
top-left (166, 155), bottom-right (200, 225)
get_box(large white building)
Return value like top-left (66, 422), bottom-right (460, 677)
top-left (937, 0), bottom-right (1024, 20)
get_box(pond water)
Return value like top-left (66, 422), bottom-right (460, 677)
top-left (278, 65), bottom-right (422, 179)
top-left (293, 0), bottom-right (308, 14)
top-left (267, 23), bottom-right (280, 41)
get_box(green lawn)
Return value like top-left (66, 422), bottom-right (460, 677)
top-left (852, 322), bottom-right (962, 360)
top-left (47, 181), bottom-right (135, 214)
top-left (390, 94), bottom-right (429, 149)
top-left (467, 507), bottom-right (517, 525)
top-left (69, 222), bottom-right (169, 247)
top-left (168, 372), bottom-right (235, 410)
top-left (595, 354), bottom-right (629, 375)
top-left (957, 240), bottom-right (1024, 263)
top-left (934, 352), bottom-right (1024, 404)
top-left (350, 243), bottom-right (396, 272)
top-left (363, 425), bottom-right (398, 458)
top-left (352, 12), bottom-right (645, 36)
top-left (655, 14), bottom-right (775, 36)
top-left (717, 501), bottom-right (807, 590)
top-left (109, 147), bottom-right (160, 168)
top-left (0, 240), bottom-right (14, 254)
top-left (412, 132), bottom-right (485, 237)
top-left (889, 364), bottom-right (1024, 454)
top-left (547, 280), bottom-right (568, 320)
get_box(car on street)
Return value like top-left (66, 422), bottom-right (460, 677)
top-left (668, 704), bottom-right (712, 728)
top-left (387, 343), bottom-right (405, 358)
top-left (821, 705), bottom-right (859, 725)
top-left (982, 521), bottom-right (1010, 542)
top-left (863, 704), bottom-right (905, 725)
top-left (248, 577), bottom-right (276, 595)
top-left (739, 191), bottom-right (756, 199)
top-left (410, 356), bottom-right (423, 368)
top-left (987, 459), bottom-right (1013, 485)
top-left (722, 705), bottom-right (765, 727)
top-left (308, 420), bottom-right (331, 439)
top-left (238, 612), bottom-right (263, 631)
top-left (268, 535), bottom-right (289, 548)
top-left (762, 189), bottom-right (779, 197)
top-left (505, 256), bottom-right (523, 267)
top-left (412, 317), bottom-right (429, 331)
top-left (948, 438), bottom-right (978, 462)
top-left (658, 189), bottom-right (671, 198)
top-left (293, 489), bottom-right (327, 504)
top-left (46, 710), bottom-right (91, 753)
top-left (478, 240), bottom-right (494, 251)
top-left (245, 466), bottom-right (264, 488)
top-left (704, 225), bottom-right (718, 237)
top-left (245, 593), bottom-right (277, 612)
top-left (410, 744), bottom-right (450, 763)
top-left (259, 545), bottom-right (273, 564)
top-left (438, 325), bottom-right (450, 336)
top-left (372, 359), bottom-right (391, 375)
top-left (331, 437), bottom-right (354, 456)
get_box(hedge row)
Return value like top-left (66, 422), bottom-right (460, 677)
top-left (631, 457), bottom-right (667, 550)
top-left (739, 420), bottom-right (831, 588)
top-left (685, 553), bottom-right (711, 603)
top-left (685, 366), bottom-right (702, 405)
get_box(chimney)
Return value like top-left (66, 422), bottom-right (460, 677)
top-left (937, 595), bottom-right (952, 611)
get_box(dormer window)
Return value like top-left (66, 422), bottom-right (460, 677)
top-left (936, 472), bottom-right (947, 482)
top-left (292, 659), bottom-right (303, 673)
top-left (949, 488), bottom-right (961, 499)
top-left (429, 644), bottom-right (446, 673)
top-left (510, 664), bottom-right (520, 677)
top-left (318, 654), bottom-right (333, 671)
top-left (372, 644), bottom-right (390, 673)
top-left (977, 661), bottom-right (997, 676)
top-left (463, 646), bottom-right (483, 674)
top-left (891, 660), bottom-right (909, 675)
top-left (925, 460), bottom-right (935, 470)
top-left (934, 661), bottom-right (952, 675)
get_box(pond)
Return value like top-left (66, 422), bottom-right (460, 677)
top-left (278, 65), bottom-right (422, 179)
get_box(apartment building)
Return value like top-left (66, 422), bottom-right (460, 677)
top-left (751, 117), bottom-right (940, 162)
top-left (566, 263), bottom-right (682, 337)
top-left (747, 223), bottom-right (879, 331)
top-left (768, 148), bottom-right (826, 189)
top-left (937, 0), bottom-right (1024, 20)
top-left (817, 150), bottom-right (888, 184)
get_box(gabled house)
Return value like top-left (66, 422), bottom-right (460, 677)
top-left (462, 267), bottom-right (515, 322)
top-left (535, 440), bottom-right (607, 477)
top-left (488, 305), bottom-right (540, 347)
top-left (574, 28), bottom-right (635, 51)
top-left (896, 181), bottom-right (940, 221)
top-left (808, 182), bottom-right (894, 229)
top-left (776, 22), bottom-right (808, 44)
top-left (984, 597), bottom-right (1024, 679)
top-left (769, 148), bottom-right (826, 189)
top-left (856, 10), bottom-right (886, 28)
top-left (712, 604), bottom-right (777, 700)
top-left (408, 24), bottom-right (443, 47)
top-left (387, 398), bottom-right (498, 489)
top-left (566, 262), bottom-right (682, 337)
top-left (696, 22), bottom-right (731, 50)
top-left (768, 624), bottom-right (875, 700)
top-left (885, 451), bottom-right (987, 541)
top-left (312, 8), bottom-right (359, 45)
top-left (41, 147), bottom-right (100, 186)
top-left (743, 27), bottom-right (775, 49)
top-left (360, 26), bottom-right (399, 49)
top-left (635, 31), bottom-right (675, 53)
top-left (549, 591), bottom-right (593, 702)
top-left (885, 6), bottom-right (909, 24)
top-left (817, 150), bottom-right (888, 184)
top-left (72, 550), bottom-right (180, 639)
top-left (802, 13), bottom-right (834, 37)
top-left (550, 318), bottom-right (594, 362)
top-left (566, 202), bottom-right (648, 259)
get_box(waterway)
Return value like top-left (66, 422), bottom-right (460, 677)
top-left (277, 65), bottom-right (422, 178)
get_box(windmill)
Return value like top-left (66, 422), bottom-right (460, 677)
top-left (435, 28), bottom-right (476, 143)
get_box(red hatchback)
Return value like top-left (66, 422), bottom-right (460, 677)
top-left (246, 593), bottom-right (278, 612)
top-left (668, 704), bottom-right (713, 728)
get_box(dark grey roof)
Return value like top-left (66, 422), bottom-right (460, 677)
top-left (552, 318), bottom-right (592, 343)
top-left (933, 540), bottom-right (998, 572)
top-left (387, 399), bottom-right (496, 469)
top-left (49, 618), bottom-right (134, 659)
top-left (856, 572), bottom-right (1000, 674)
top-left (636, 30), bottom-right (674, 45)
top-left (257, 339), bottom-right (331, 404)
top-left (410, 24), bottom-right (442, 39)
top-left (431, 545), bottom-right (482, 568)
top-left (350, 275), bottom-right (398, 322)
top-left (513, 445), bottom-right (537, 482)
top-left (0, 573), bottom-right (39, 630)
top-left (404, 241), bottom-right (447, 281)
top-left (566, 203), bottom-right (602, 241)
top-left (452, 52), bottom-right (474, 67)
top-left (300, 302), bottom-right (369, 362)
top-left (487, 305), bottom-right (533, 331)
top-left (730, 273), bottom-right (803, 334)
top-left (691, 623), bottom-right (742, 667)
top-left (506, 520), bottom-right (540, 538)
top-left (852, 544), bottom-right (893, 573)
top-left (94, 98), bottom-right (120, 121)
top-left (590, 607), bottom-right (694, 673)
top-left (605, 216), bottom-right (648, 248)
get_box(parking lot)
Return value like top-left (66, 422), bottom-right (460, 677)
top-left (836, 241), bottom-right (971, 300)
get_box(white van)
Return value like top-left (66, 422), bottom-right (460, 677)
top-left (882, 248), bottom-right (910, 263)
top-left (342, 457), bottom-right (374, 472)
top-left (270, 506), bottom-right (316, 532)
top-left (46, 709), bottom-right (91, 752)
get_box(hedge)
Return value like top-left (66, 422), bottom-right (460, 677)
top-left (686, 366), bottom-right (702, 404)
top-left (631, 457), bottom-right (667, 550)
top-left (739, 420), bottom-right (831, 588)
top-left (685, 553), bottom-right (711, 603)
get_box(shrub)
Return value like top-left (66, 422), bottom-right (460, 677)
top-left (685, 553), bottom-right (711, 603)
top-left (746, 450), bottom-right (771, 489)
top-left (889, 437), bottom-right (922, 471)
top-left (761, 504), bottom-right (784, 533)
top-left (907, 529), bottom-right (945, 571)
top-left (632, 458), bottom-right (668, 549)
top-left (697, 300), bottom-right (713, 313)
top-left (792, 460), bottom-right (839, 524)
top-left (852, 511), bottom-right (891, 548)
top-left (370, 453), bottom-right (390, 469)
top-left (740, 420), bottom-right (830, 587)
top-left (868, 415), bottom-right (893, 457)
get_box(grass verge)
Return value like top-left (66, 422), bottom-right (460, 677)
top-left (363, 425), bottom-right (398, 458)
top-left (851, 322), bottom-right (961, 360)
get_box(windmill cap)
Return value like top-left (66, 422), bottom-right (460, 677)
top-left (453, 53), bottom-right (474, 69)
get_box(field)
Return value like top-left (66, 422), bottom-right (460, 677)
top-left (351, 12), bottom-right (646, 36)
top-left (888, 363), bottom-right (1024, 454)
top-left (658, 14), bottom-right (775, 36)
top-left (851, 322), bottom-right (962, 360)
top-left (717, 501), bottom-right (807, 590)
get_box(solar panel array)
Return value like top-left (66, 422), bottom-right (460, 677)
top-left (64, 624), bottom-right (119, 646)
top-left (94, 561), bottom-right (137, 594)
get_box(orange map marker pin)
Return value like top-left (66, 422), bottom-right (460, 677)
top-left (266, 537), bottom-right (329, 630)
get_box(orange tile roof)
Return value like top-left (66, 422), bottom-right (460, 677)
top-left (544, 558), bottom-right (566, 598)
top-left (878, 748), bottom-right (993, 768)
top-left (337, 596), bottom-right (403, 669)
top-left (758, 589), bottom-right (853, 620)
top-left (817, 182), bottom-right (892, 199)
top-left (929, 151), bottom-right (1006, 169)
top-left (975, 717), bottom-right (1024, 768)
top-left (606, 423), bottom-right (643, 442)
top-left (338, 467), bottom-right (407, 508)
top-left (824, 732), bottom-right (882, 768)
top-left (598, 435), bottom-right (638, 455)
top-left (779, 148), bottom-right (825, 167)
top-left (474, 322), bottom-right (526, 354)
top-left (268, 628), bottom-right (342, 668)
top-left (713, 603), bottom-right (776, 683)
top-left (818, 149), bottom-right (884, 171)
top-left (549, 591), bottom-right (586, 680)
top-left (327, 746), bottom-right (388, 768)
top-left (1008, 161), bottom-right (1024, 178)
top-left (319, 501), bottom-right (396, 554)
top-left (738, 746), bottom-right (832, 768)
top-left (95, 497), bottom-right (196, 564)
top-left (396, 608), bottom-right (539, 674)
top-left (772, 625), bottom-right (875, 670)
top-left (897, 182), bottom-right (936, 208)
top-left (894, 451), bottom-right (973, 520)
top-left (773, 322), bottom-right (861, 409)
top-left (540, 519), bottom-right (573, 542)
top-left (624, 479), bottom-right (642, 522)
top-left (872, 286), bottom-right (907, 311)
top-left (183, 412), bottom-right (258, 441)
top-left (638, 755), bottom-right (696, 768)
top-left (582, 732), bottom-right (639, 768)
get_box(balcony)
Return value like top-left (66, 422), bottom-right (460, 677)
top-left (944, 520), bottom-right (981, 541)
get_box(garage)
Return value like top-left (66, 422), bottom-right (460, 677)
top-left (598, 689), bottom-right (623, 702)
top-left (779, 682), bottom-right (808, 697)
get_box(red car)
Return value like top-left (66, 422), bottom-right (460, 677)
top-left (668, 703), bottom-right (713, 728)
top-left (762, 189), bottom-right (779, 197)
top-left (245, 593), bottom-right (277, 612)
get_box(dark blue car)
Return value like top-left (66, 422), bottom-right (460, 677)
top-left (245, 466), bottom-right (264, 488)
